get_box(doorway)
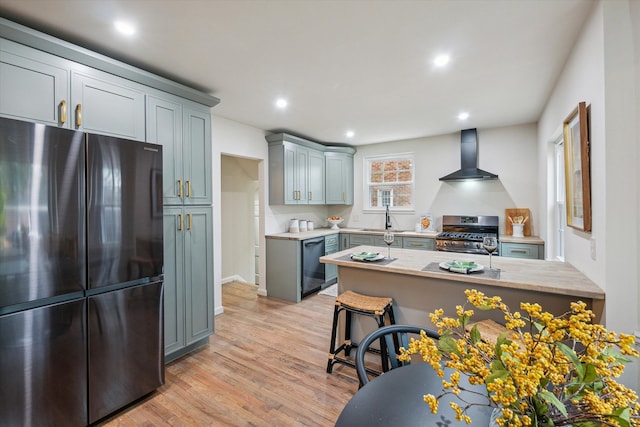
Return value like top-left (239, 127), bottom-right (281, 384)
top-left (221, 155), bottom-right (261, 298)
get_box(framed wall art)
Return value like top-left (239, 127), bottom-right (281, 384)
top-left (563, 102), bottom-right (591, 232)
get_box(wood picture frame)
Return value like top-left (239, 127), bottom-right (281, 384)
top-left (563, 102), bottom-right (591, 232)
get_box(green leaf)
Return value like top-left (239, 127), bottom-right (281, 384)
top-left (532, 321), bottom-right (544, 332)
top-left (439, 337), bottom-right (459, 355)
top-left (556, 341), bottom-right (585, 380)
top-left (609, 407), bottom-right (632, 427)
top-left (538, 389), bottom-right (568, 417)
top-left (485, 368), bottom-right (509, 384)
top-left (582, 363), bottom-right (598, 383)
top-left (476, 303), bottom-right (492, 310)
top-left (470, 324), bottom-right (481, 344)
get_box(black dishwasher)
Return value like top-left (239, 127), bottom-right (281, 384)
top-left (302, 237), bottom-right (326, 297)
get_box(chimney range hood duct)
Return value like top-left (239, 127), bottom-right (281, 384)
top-left (439, 128), bottom-right (498, 181)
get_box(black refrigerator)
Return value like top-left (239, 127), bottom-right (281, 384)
top-left (0, 117), bottom-right (164, 426)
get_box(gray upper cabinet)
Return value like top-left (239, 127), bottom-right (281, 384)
top-left (0, 39), bottom-right (70, 127)
top-left (146, 94), bottom-right (212, 206)
top-left (325, 149), bottom-right (355, 205)
top-left (266, 133), bottom-right (353, 206)
top-left (146, 94), bottom-right (183, 204)
top-left (182, 106), bottom-right (212, 205)
top-left (71, 70), bottom-right (146, 141)
top-left (308, 148), bottom-right (326, 204)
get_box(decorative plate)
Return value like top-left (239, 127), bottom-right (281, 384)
top-left (439, 260), bottom-right (484, 274)
top-left (350, 252), bottom-right (384, 262)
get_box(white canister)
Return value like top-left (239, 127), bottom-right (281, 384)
top-left (414, 223), bottom-right (421, 233)
top-left (289, 219), bottom-right (299, 233)
top-left (299, 220), bottom-right (308, 232)
top-left (512, 223), bottom-right (524, 237)
top-left (307, 221), bottom-right (314, 231)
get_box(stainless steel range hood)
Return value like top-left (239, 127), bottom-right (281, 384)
top-left (439, 128), bottom-right (498, 181)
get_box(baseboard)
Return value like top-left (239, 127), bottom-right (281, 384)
top-left (222, 274), bottom-right (247, 284)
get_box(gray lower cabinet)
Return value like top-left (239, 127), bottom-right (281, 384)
top-left (402, 236), bottom-right (435, 251)
top-left (266, 235), bottom-right (338, 302)
top-left (325, 234), bottom-right (339, 284)
top-left (163, 206), bottom-right (214, 362)
top-left (500, 242), bottom-right (544, 259)
top-left (345, 233), bottom-right (403, 249)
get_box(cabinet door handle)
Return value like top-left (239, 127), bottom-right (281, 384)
top-left (186, 180), bottom-right (191, 198)
top-left (410, 242), bottom-right (423, 247)
top-left (309, 191), bottom-right (312, 200)
top-left (178, 214), bottom-right (183, 231)
top-left (60, 100), bottom-right (67, 124)
top-left (511, 249), bottom-right (528, 254)
top-left (187, 213), bottom-right (192, 230)
top-left (178, 179), bottom-right (183, 198)
top-left (342, 191), bottom-right (346, 202)
top-left (75, 103), bottom-right (82, 127)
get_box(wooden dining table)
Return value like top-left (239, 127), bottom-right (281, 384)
top-left (335, 362), bottom-right (493, 426)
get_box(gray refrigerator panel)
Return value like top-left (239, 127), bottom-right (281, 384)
top-left (86, 134), bottom-right (163, 289)
top-left (0, 298), bottom-right (87, 426)
top-left (0, 117), bottom-right (86, 311)
top-left (87, 280), bottom-right (164, 423)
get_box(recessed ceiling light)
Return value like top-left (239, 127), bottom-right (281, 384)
top-left (114, 20), bottom-right (136, 36)
top-left (457, 112), bottom-right (470, 120)
top-left (275, 98), bottom-right (288, 109)
top-left (433, 54), bottom-right (450, 67)
top-left (345, 130), bottom-right (355, 138)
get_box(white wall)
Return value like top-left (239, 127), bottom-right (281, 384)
top-left (537, 0), bottom-right (639, 387)
top-left (346, 124), bottom-right (539, 235)
top-left (212, 116), bottom-right (269, 313)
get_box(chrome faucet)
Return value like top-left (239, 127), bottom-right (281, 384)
top-left (385, 204), bottom-right (392, 230)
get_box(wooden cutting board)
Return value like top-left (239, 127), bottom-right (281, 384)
top-left (505, 208), bottom-right (531, 236)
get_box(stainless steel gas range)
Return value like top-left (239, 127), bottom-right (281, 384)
top-left (436, 215), bottom-right (499, 255)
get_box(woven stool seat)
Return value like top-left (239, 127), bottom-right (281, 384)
top-left (326, 290), bottom-right (396, 377)
top-left (336, 291), bottom-right (393, 315)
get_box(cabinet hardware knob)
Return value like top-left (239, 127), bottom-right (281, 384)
top-left (178, 179), bottom-right (183, 198)
top-left (187, 213), bottom-right (192, 230)
top-left (60, 100), bottom-right (67, 124)
top-left (178, 214), bottom-right (183, 231)
top-left (75, 103), bottom-right (82, 127)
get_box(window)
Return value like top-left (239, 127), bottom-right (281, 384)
top-left (555, 139), bottom-right (566, 261)
top-left (366, 154), bottom-right (414, 210)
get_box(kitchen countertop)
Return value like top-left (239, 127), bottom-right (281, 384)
top-left (321, 245), bottom-right (603, 300)
top-left (266, 227), bottom-right (440, 240)
top-left (266, 227), bottom-right (544, 244)
top-left (500, 235), bottom-right (545, 244)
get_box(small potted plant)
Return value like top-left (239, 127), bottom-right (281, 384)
top-left (399, 289), bottom-right (640, 426)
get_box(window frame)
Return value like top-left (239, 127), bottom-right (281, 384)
top-left (364, 153), bottom-right (415, 212)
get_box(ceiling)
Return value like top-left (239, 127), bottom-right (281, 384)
top-left (0, 0), bottom-right (594, 145)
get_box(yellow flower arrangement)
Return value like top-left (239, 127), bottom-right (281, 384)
top-left (399, 289), bottom-right (640, 426)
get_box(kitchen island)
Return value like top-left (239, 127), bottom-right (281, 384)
top-left (320, 246), bottom-right (605, 340)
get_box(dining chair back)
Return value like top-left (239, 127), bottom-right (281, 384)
top-left (355, 324), bottom-right (439, 387)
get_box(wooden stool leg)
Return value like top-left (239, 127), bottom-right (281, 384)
top-left (326, 304), bottom-right (341, 373)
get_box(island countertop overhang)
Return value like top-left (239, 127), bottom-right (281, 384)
top-left (321, 245), bottom-right (605, 301)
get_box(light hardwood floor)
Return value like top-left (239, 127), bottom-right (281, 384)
top-left (99, 282), bottom-right (358, 426)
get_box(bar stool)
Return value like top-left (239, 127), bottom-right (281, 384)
top-left (326, 290), bottom-right (396, 376)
